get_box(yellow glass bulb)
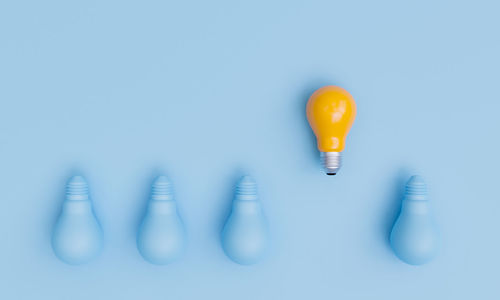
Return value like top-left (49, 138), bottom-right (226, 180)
top-left (306, 86), bottom-right (356, 175)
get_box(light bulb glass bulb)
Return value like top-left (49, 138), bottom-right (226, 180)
top-left (221, 176), bottom-right (269, 265)
top-left (137, 176), bottom-right (187, 265)
top-left (51, 175), bottom-right (103, 265)
top-left (306, 86), bottom-right (357, 175)
top-left (390, 175), bottom-right (440, 265)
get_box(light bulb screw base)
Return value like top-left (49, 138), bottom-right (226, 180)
top-left (320, 152), bottom-right (342, 175)
top-left (235, 175), bottom-right (258, 200)
top-left (404, 175), bottom-right (428, 199)
top-left (151, 176), bottom-right (173, 201)
top-left (66, 175), bottom-right (89, 201)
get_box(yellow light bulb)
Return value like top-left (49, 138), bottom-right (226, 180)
top-left (306, 86), bottom-right (357, 175)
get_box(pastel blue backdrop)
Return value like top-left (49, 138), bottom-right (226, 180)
top-left (1, 0), bottom-right (499, 299)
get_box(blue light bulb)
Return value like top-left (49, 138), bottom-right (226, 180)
top-left (137, 176), bottom-right (187, 265)
top-left (51, 176), bottom-right (104, 265)
top-left (390, 175), bottom-right (440, 265)
top-left (221, 176), bottom-right (269, 265)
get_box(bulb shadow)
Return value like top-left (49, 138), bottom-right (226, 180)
top-left (381, 168), bottom-right (411, 249)
top-left (296, 79), bottom-right (341, 167)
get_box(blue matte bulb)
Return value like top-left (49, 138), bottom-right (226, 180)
top-left (390, 175), bottom-right (440, 265)
top-left (51, 176), bottom-right (104, 265)
top-left (221, 176), bottom-right (269, 265)
top-left (137, 176), bottom-right (187, 265)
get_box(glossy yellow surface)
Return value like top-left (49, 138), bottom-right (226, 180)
top-left (306, 86), bottom-right (356, 152)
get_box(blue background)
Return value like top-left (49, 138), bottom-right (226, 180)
top-left (1, 0), bottom-right (499, 299)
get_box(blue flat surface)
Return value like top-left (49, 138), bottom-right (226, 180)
top-left (1, 1), bottom-right (499, 299)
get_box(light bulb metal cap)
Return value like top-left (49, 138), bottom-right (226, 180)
top-left (66, 175), bottom-right (89, 201)
top-left (320, 152), bottom-right (342, 175)
top-left (151, 176), bottom-right (174, 201)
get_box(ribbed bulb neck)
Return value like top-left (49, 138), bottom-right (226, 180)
top-left (405, 175), bottom-right (428, 198)
top-left (320, 152), bottom-right (342, 175)
top-left (66, 176), bottom-right (89, 201)
top-left (151, 176), bottom-right (174, 201)
top-left (235, 176), bottom-right (258, 200)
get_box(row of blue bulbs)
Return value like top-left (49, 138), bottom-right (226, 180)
top-left (52, 175), bottom-right (268, 265)
top-left (52, 174), bottom-right (439, 266)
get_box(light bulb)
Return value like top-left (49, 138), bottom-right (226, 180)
top-left (221, 176), bottom-right (269, 265)
top-left (51, 176), bottom-right (104, 265)
top-left (390, 175), bottom-right (440, 265)
top-left (137, 176), bottom-right (187, 265)
top-left (306, 86), bottom-right (357, 175)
